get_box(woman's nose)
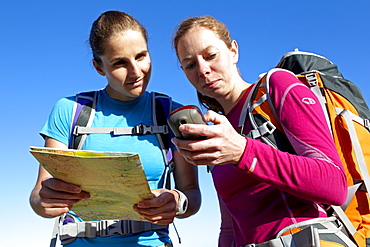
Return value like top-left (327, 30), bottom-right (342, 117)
top-left (129, 62), bottom-right (141, 78)
top-left (198, 60), bottom-right (211, 77)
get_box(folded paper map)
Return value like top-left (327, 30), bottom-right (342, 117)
top-left (30, 146), bottom-right (153, 221)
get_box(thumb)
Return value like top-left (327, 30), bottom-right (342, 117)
top-left (204, 110), bottom-right (228, 125)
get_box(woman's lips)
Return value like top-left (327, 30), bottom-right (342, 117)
top-left (129, 78), bottom-right (144, 87)
top-left (204, 79), bottom-right (219, 89)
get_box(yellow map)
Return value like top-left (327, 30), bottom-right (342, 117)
top-left (30, 146), bottom-right (153, 221)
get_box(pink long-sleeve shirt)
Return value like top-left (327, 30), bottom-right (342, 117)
top-left (213, 70), bottom-right (347, 246)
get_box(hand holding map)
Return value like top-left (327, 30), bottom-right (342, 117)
top-left (30, 147), bottom-right (153, 221)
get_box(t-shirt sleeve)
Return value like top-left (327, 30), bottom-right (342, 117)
top-left (40, 96), bottom-right (74, 146)
top-left (236, 70), bottom-right (347, 205)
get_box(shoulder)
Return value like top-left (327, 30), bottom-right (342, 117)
top-left (268, 69), bottom-right (301, 89)
top-left (266, 69), bottom-right (311, 97)
top-left (51, 95), bottom-right (76, 113)
top-left (49, 91), bottom-right (96, 119)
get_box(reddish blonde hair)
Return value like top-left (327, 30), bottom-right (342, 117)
top-left (173, 16), bottom-right (233, 113)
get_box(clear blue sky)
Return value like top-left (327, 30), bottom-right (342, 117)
top-left (2, 1), bottom-right (369, 246)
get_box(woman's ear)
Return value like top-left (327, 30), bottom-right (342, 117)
top-left (230, 40), bottom-right (239, 64)
top-left (92, 59), bottom-right (106, 76)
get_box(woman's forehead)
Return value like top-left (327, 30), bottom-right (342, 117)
top-left (177, 28), bottom-right (227, 55)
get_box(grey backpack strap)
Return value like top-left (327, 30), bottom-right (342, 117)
top-left (73, 124), bottom-right (168, 136)
top-left (59, 220), bottom-right (168, 245)
top-left (152, 92), bottom-right (175, 190)
top-left (49, 214), bottom-right (65, 247)
top-left (69, 91), bottom-right (97, 149)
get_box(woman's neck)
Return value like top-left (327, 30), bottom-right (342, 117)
top-left (219, 78), bottom-right (251, 114)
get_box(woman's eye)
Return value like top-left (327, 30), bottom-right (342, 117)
top-left (136, 55), bottom-right (144, 60)
top-left (185, 62), bottom-right (195, 70)
top-left (207, 53), bottom-right (217, 60)
top-left (136, 53), bottom-right (147, 61)
top-left (114, 60), bottom-right (127, 66)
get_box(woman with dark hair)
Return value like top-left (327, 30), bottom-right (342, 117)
top-left (30, 11), bottom-right (201, 247)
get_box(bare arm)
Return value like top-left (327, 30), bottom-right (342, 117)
top-left (172, 150), bottom-right (201, 218)
top-left (29, 137), bottom-right (90, 218)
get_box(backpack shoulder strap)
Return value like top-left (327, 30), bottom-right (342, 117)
top-left (69, 90), bottom-right (175, 188)
top-left (153, 92), bottom-right (173, 152)
top-left (241, 69), bottom-right (296, 153)
top-left (152, 92), bottom-right (175, 189)
top-left (69, 91), bottom-right (97, 149)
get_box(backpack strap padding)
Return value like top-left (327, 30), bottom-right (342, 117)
top-left (241, 69), bottom-right (296, 154)
top-left (69, 91), bottom-right (97, 149)
top-left (152, 92), bottom-right (174, 189)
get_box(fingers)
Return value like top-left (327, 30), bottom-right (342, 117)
top-left (39, 185), bottom-right (89, 203)
top-left (38, 193), bottom-right (81, 218)
top-left (43, 207), bottom-right (71, 217)
top-left (176, 110), bottom-right (231, 140)
top-left (38, 178), bottom-right (90, 218)
top-left (40, 198), bottom-right (73, 217)
top-left (172, 110), bottom-right (247, 166)
top-left (203, 110), bottom-right (228, 124)
top-left (133, 190), bottom-right (178, 224)
top-left (41, 178), bottom-right (90, 199)
top-left (177, 149), bottom-right (219, 166)
top-left (41, 177), bottom-right (81, 194)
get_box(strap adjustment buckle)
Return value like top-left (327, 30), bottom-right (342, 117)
top-left (250, 121), bottom-right (276, 139)
top-left (133, 123), bottom-right (169, 135)
top-left (98, 220), bottom-right (127, 237)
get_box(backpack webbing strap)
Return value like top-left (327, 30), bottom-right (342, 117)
top-left (303, 72), bottom-right (333, 135)
top-left (73, 125), bottom-right (168, 136)
top-left (239, 82), bottom-right (260, 133)
top-left (242, 217), bottom-right (357, 247)
top-left (69, 91), bottom-right (171, 149)
top-left (241, 77), bottom-right (280, 149)
top-left (330, 180), bottom-right (362, 237)
top-left (50, 214), bottom-right (63, 247)
top-left (337, 108), bottom-right (370, 197)
top-left (59, 220), bottom-right (168, 245)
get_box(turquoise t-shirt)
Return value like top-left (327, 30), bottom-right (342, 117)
top-left (40, 90), bottom-right (182, 246)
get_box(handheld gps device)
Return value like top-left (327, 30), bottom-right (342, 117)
top-left (167, 105), bottom-right (207, 140)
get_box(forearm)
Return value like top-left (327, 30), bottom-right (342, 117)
top-left (29, 185), bottom-right (50, 218)
top-left (175, 187), bottom-right (201, 219)
top-left (172, 150), bottom-right (201, 218)
top-left (29, 165), bottom-right (53, 218)
top-left (236, 138), bottom-right (347, 205)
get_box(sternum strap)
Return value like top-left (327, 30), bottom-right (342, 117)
top-left (73, 124), bottom-right (168, 136)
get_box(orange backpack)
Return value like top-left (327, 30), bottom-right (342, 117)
top-left (245, 49), bottom-right (370, 247)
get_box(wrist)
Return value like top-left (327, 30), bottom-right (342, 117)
top-left (173, 189), bottom-right (188, 216)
